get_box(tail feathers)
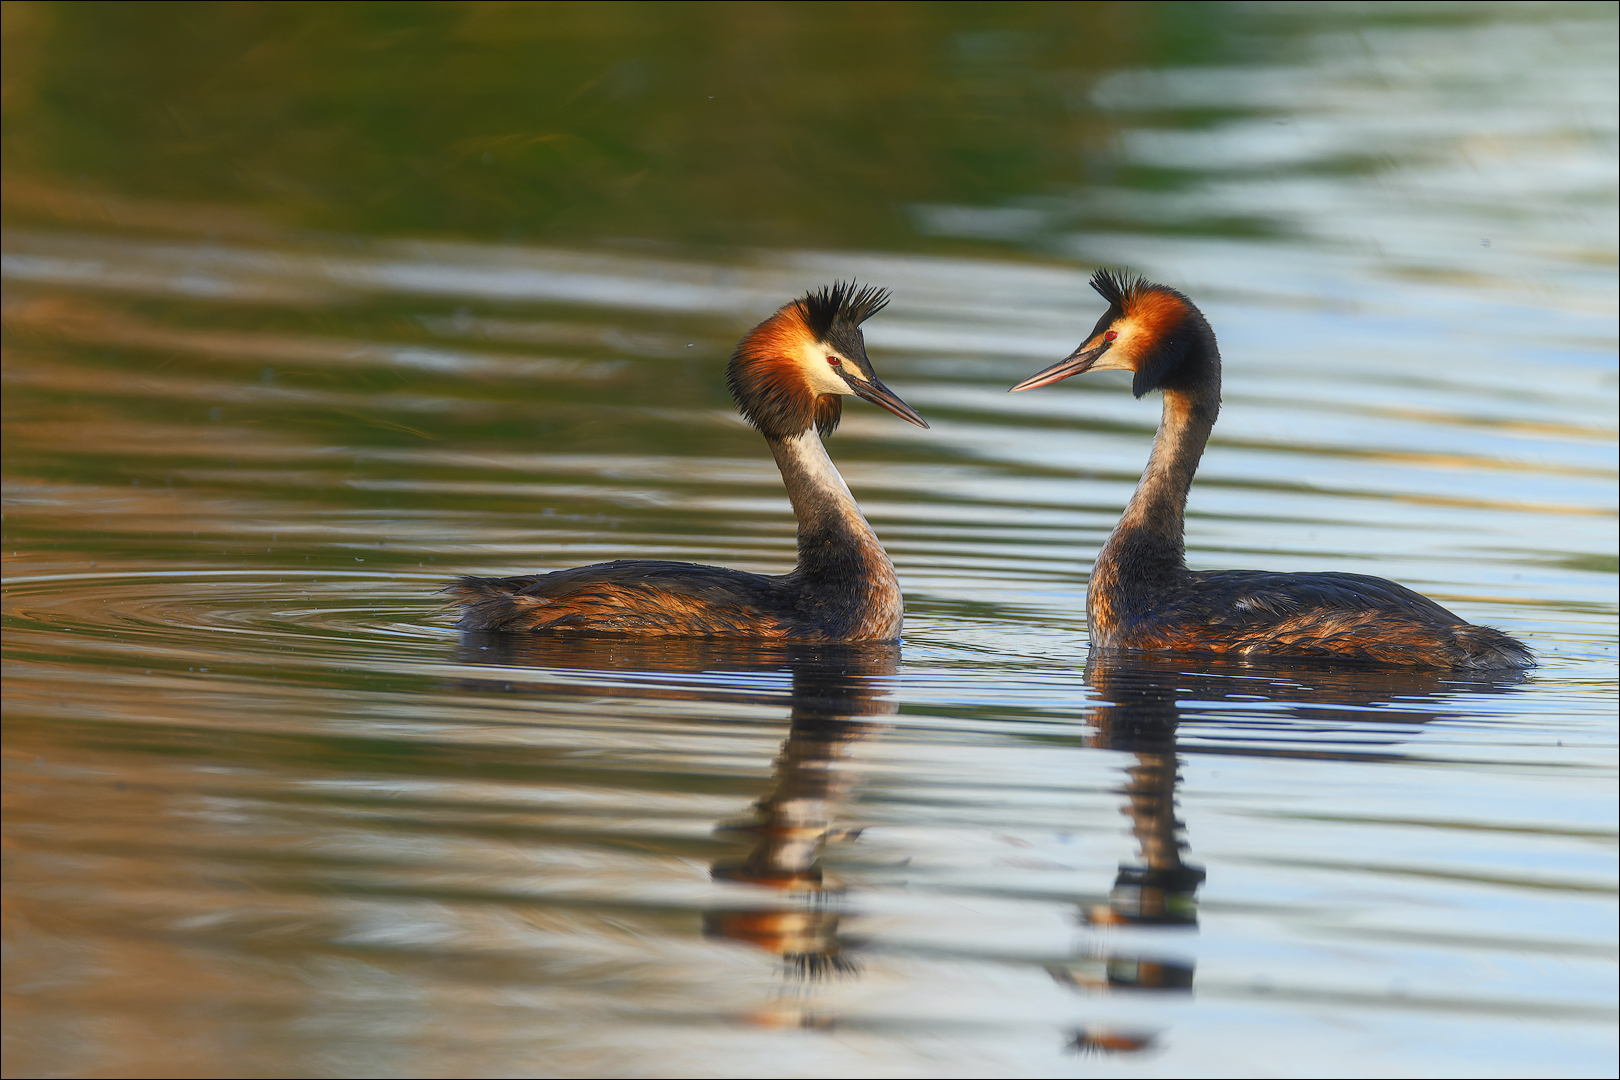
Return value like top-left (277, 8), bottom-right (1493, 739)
top-left (1451, 623), bottom-right (1535, 670)
top-left (447, 577), bottom-right (559, 632)
top-left (444, 573), bottom-right (798, 637)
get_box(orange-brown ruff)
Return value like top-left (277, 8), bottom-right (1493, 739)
top-left (1011, 270), bottom-right (1532, 669)
top-left (449, 283), bottom-right (928, 642)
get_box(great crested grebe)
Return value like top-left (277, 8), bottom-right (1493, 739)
top-left (450, 283), bottom-right (928, 641)
top-left (1011, 270), bottom-right (1532, 669)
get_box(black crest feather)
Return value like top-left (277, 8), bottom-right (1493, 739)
top-left (1089, 268), bottom-right (1148, 310)
top-left (796, 282), bottom-right (890, 342)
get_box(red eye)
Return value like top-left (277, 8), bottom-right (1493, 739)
top-left (826, 356), bottom-right (841, 366)
top-left (1104, 330), bottom-right (1118, 342)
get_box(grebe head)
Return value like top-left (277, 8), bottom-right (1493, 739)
top-left (1009, 270), bottom-right (1214, 398)
top-left (729, 282), bottom-right (929, 440)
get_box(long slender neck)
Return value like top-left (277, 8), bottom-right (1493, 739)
top-left (1103, 373), bottom-right (1220, 576)
top-left (768, 428), bottom-right (894, 580)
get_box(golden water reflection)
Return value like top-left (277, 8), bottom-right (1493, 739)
top-left (442, 640), bottom-right (1533, 1058)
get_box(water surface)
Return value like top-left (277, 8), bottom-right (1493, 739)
top-left (3, 4), bottom-right (1616, 1077)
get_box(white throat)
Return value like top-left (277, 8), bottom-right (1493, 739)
top-left (775, 427), bottom-right (858, 504)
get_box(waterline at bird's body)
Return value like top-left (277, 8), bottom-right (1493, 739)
top-left (1011, 271), bottom-right (1532, 669)
top-left (451, 283), bottom-right (927, 641)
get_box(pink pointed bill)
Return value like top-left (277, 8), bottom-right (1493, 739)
top-left (1009, 343), bottom-right (1110, 392)
top-left (853, 377), bottom-right (930, 428)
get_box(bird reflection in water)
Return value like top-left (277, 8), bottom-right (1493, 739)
top-left (1053, 656), bottom-right (1201, 1056)
top-left (450, 635), bottom-right (1525, 1051)
top-left (453, 634), bottom-right (896, 1027)
top-left (1059, 654), bottom-right (1527, 1056)
top-left (705, 643), bottom-right (897, 1000)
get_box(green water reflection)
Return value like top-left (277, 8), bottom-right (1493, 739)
top-left (6, 1), bottom-right (1575, 251)
top-left (4, 1), bottom-right (1176, 245)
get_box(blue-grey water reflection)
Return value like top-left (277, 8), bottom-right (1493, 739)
top-left (3, 3), bottom-right (1616, 1077)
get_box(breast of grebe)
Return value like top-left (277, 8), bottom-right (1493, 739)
top-left (1010, 270), bottom-right (1532, 670)
top-left (449, 283), bottom-right (929, 642)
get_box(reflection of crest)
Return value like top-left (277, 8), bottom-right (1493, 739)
top-left (456, 634), bottom-right (898, 988)
top-left (450, 636), bottom-right (1529, 1053)
top-left (1052, 653), bottom-right (1526, 1052)
top-left (1066, 1026), bottom-right (1160, 1056)
top-left (705, 646), bottom-right (898, 983)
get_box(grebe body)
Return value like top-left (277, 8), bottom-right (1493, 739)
top-left (452, 284), bottom-right (927, 642)
top-left (1012, 271), bottom-right (1531, 669)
